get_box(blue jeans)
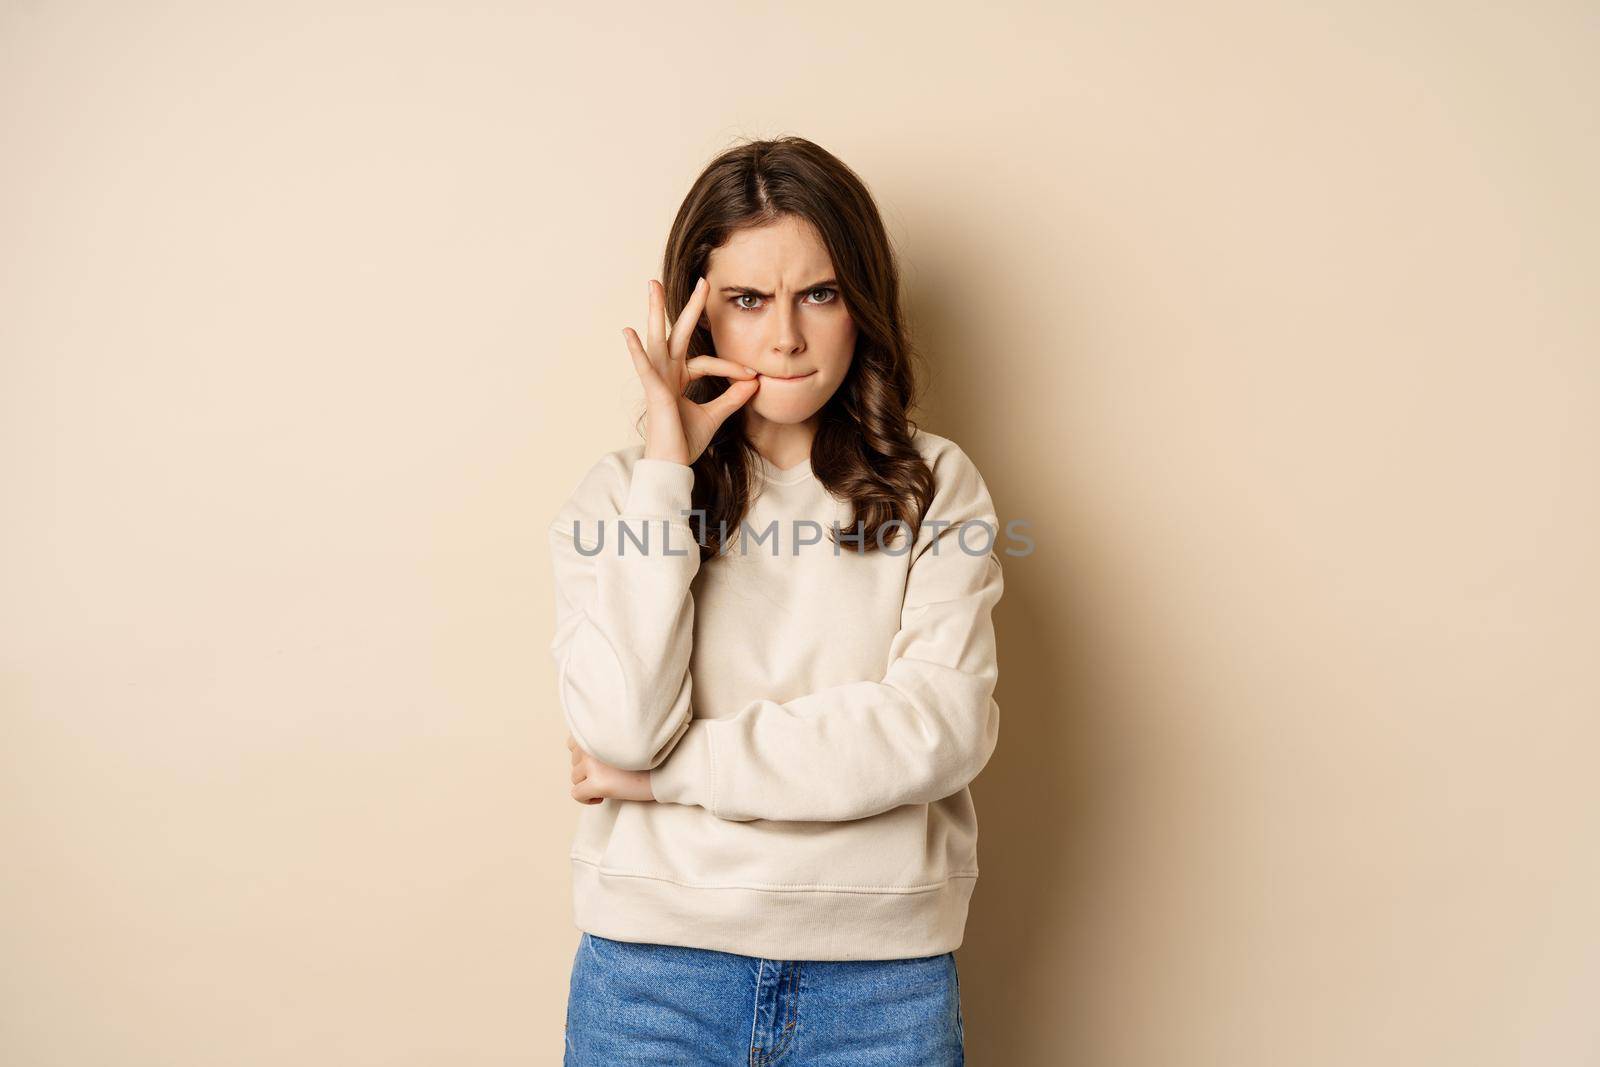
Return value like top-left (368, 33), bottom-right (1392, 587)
top-left (564, 931), bottom-right (965, 1065)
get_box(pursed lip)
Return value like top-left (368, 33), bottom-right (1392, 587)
top-left (759, 369), bottom-right (817, 381)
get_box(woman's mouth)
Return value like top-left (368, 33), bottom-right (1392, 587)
top-left (760, 370), bottom-right (817, 382)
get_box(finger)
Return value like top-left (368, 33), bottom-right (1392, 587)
top-left (646, 279), bottom-right (669, 373)
top-left (685, 355), bottom-right (757, 382)
top-left (668, 277), bottom-right (709, 365)
top-left (698, 376), bottom-right (760, 428)
top-left (623, 327), bottom-right (672, 401)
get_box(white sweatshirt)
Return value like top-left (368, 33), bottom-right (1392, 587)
top-left (546, 427), bottom-right (1004, 961)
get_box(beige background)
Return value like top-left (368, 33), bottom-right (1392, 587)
top-left (3, 1), bottom-right (1596, 1063)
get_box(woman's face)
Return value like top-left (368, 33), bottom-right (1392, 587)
top-left (700, 215), bottom-right (857, 427)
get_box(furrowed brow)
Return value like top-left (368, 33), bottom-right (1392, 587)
top-left (718, 278), bottom-right (839, 298)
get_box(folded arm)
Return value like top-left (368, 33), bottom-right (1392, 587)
top-left (649, 450), bottom-right (1005, 822)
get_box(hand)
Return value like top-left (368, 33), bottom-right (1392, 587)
top-left (623, 278), bottom-right (761, 466)
top-left (568, 733), bottom-right (656, 805)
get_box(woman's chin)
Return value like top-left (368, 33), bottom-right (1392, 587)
top-left (749, 397), bottom-right (825, 424)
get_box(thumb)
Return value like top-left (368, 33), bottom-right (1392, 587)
top-left (701, 377), bottom-right (760, 428)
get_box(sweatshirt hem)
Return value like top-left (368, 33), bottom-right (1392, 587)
top-left (570, 855), bottom-right (978, 961)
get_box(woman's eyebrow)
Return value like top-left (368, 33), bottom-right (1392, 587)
top-left (718, 278), bottom-right (838, 298)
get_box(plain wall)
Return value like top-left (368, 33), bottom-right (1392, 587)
top-left (2, 1), bottom-right (1596, 1063)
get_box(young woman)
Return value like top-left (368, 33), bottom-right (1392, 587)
top-left (548, 136), bottom-right (1004, 1065)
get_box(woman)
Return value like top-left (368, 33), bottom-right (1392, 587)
top-left (548, 136), bottom-right (1003, 1065)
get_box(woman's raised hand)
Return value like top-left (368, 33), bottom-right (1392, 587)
top-left (623, 278), bottom-right (760, 466)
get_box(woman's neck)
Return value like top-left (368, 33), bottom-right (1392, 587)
top-left (744, 417), bottom-right (817, 471)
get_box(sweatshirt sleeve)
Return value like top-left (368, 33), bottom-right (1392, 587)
top-left (648, 446), bottom-right (1004, 822)
top-left (547, 454), bottom-right (702, 770)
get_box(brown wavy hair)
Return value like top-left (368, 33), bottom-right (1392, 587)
top-left (635, 135), bottom-right (935, 562)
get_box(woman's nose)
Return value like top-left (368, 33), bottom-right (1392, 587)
top-left (770, 300), bottom-right (802, 354)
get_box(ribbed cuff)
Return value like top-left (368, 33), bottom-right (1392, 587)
top-left (648, 720), bottom-right (715, 813)
top-left (624, 458), bottom-right (695, 521)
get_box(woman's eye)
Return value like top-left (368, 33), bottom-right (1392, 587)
top-left (735, 294), bottom-right (761, 311)
top-left (808, 287), bottom-right (838, 304)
